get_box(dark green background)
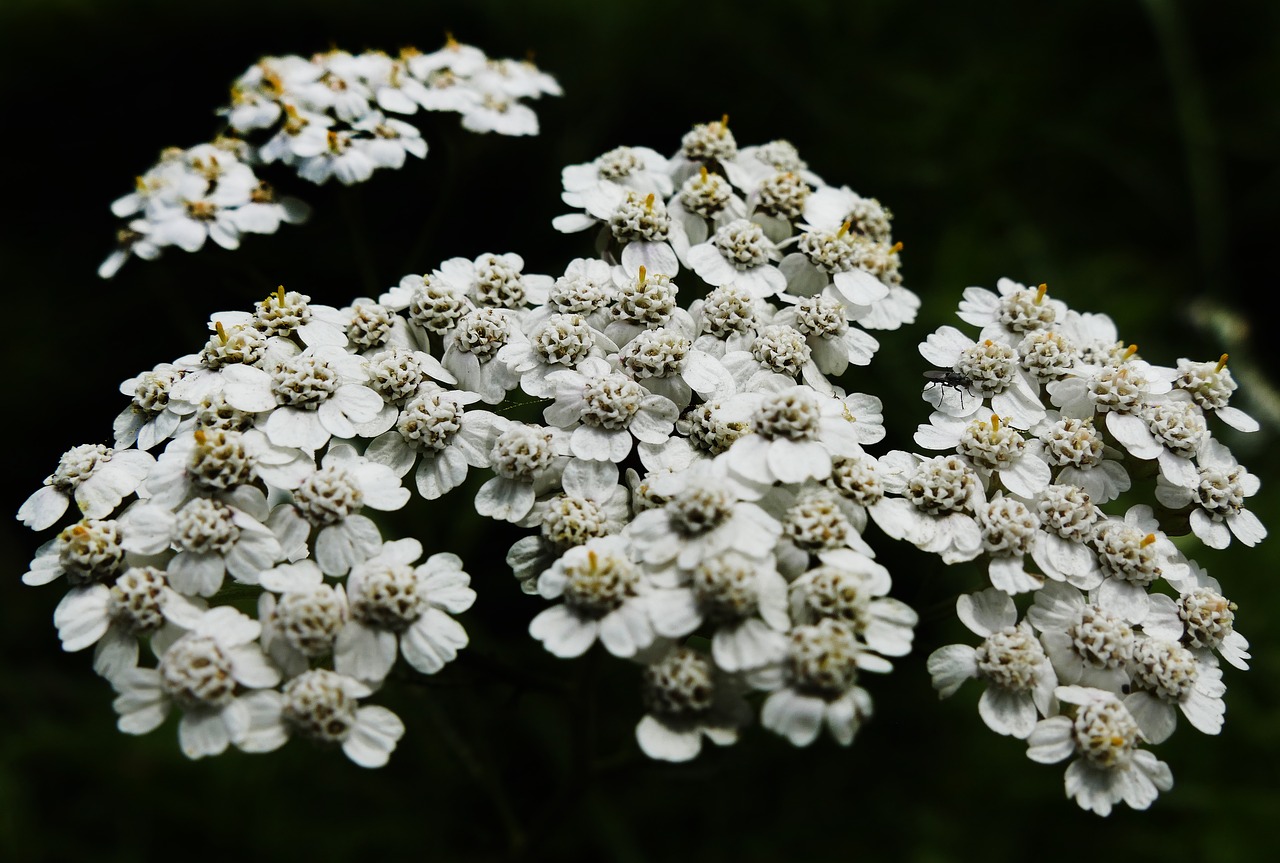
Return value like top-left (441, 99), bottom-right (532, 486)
top-left (2, 1), bottom-right (1276, 860)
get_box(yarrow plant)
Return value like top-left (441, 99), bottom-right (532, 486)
top-left (19, 38), bottom-right (1266, 817)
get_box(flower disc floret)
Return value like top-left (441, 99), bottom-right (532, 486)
top-left (1178, 588), bottom-right (1236, 649)
top-left (397, 391), bottom-right (463, 452)
top-left (282, 668), bottom-right (359, 742)
top-left (345, 302), bottom-right (395, 350)
top-left (906, 455), bottom-right (979, 514)
top-left (679, 169), bottom-right (733, 217)
top-left (1143, 401), bottom-right (1206, 457)
top-left (975, 626), bottom-right (1046, 692)
top-left (349, 562), bottom-right (422, 630)
top-left (294, 464), bottom-right (364, 525)
top-left (643, 648), bottom-right (716, 717)
top-left (699, 285), bottom-right (759, 337)
top-left (58, 520), bottom-right (126, 585)
top-left (757, 171), bottom-right (809, 220)
top-left (201, 323), bottom-right (267, 369)
top-left (751, 388), bottom-right (821, 440)
top-left (541, 496), bottom-right (609, 550)
top-left (681, 118), bottom-right (737, 162)
top-left (1041, 418), bottom-right (1105, 468)
top-left (1037, 484), bottom-right (1099, 541)
top-left (407, 279), bottom-right (469, 333)
top-left (979, 498), bottom-right (1038, 556)
top-left (789, 618), bottom-right (861, 698)
top-left (1093, 522), bottom-right (1161, 587)
top-left (752, 325), bottom-right (811, 377)
top-left (609, 191), bottom-right (670, 243)
top-left (712, 219), bottom-right (771, 268)
top-left (692, 556), bottom-right (760, 623)
top-left (1018, 330), bottom-right (1078, 381)
top-left (561, 547), bottom-right (640, 619)
top-left (594, 145), bottom-right (644, 180)
top-left (491, 424), bottom-right (557, 481)
top-left (49, 444), bottom-right (112, 492)
top-left (1068, 605), bottom-right (1134, 670)
top-left (1176, 358), bottom-right (1237, 411)
top-left (160, 635), bottom-right (237, 709)
top-left (1195, 465), bottom-right (1247, 516)
top-left (274, 586), bottom-right (347, 656)
top-left (998, 287), bottom-right (1056, 332)
top-left (667, 486), bottom-right (736, 536)
top-left (793, 295), bottom-right (848, 339)
top-left (618, 329), bottom-right (690, 380)
top-left (366, 348), bottom-right (431, 404)
top-left (581, 374), bottom-right (645, 430)
top-left (271, 354), bottom-right (340, 408)
top-left (793, 566), bottom-right (870, 630)
top-left (550, 265), bottom-right (613, 316)
top-left (1072, 695), bottom-right (1141, 768)
top-left (255, 289), bottom-right (313, 337)
top-left (682, 402), bottom-right (750, 455)
top-left (797, 228), bottom-right (859, 273)
top-left (956, 339), bottom-right (1018, 395)
top-left (174, 497), bottom-right (240, 555)
top-left (958, 415), bottom-right (1025, 471)
top-left (1088, 366), bottom-right (1147, 414)
top-left (783, 493), bottom-right (852, 551)
top-left (1130, 639), bottom-right (1197, 702)
top-left (109, 567), bottom-right (167, 633)
top-left (188, 429), bottom-right (254, 490)
top-left (532, 314), bottom-right (595, 367)
top-left (452, 308), bottom-right (510, 360)
top-left (826, 455), bottom-right (885, 507)
top-left (613, 271), bottom-right (676, 326)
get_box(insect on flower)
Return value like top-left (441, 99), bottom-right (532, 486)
top-left (922, 369), bottom-right (975, 408)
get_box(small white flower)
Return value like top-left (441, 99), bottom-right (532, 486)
top-left (543, 356), bottom-right (679, 465)
top-left (111, 606), bottom-right (280, 759)
top-left (635, 647), bottom-right (751, 762)
top-left (686, 218), bottom-right (786, 299)
top-left (913, 412), bottom-right (1051, 499)
top-left (1026, 685), bottom-right (1173, 816)
top-left (238, 669), bottom-right (406, 768)
top-left (927, 588), bottom-right (1057, 739)
top-left (1026, 582), bottom-right (1133, 692)
top-left (920, 325), bottom-right (1045, 425)
top-left (757, 618), bottom-right (876, 747)
top-left (1174, 354), bottom-right (1258, 432)
top-left (364, 386), bottom-right (498, 500)
top-left (955, 279), bottom-right (1066, 344)
top-left (52, 565), bottom-right (205, 683)
top-left (121, 487), bottom-right (283, 596)
top-left (1154, 437), bottom-right (1266, 549)
top-left (18, 444), bottom-right (154, 531)
top-left (473, 419), bottom-right (568, 523)
top-left (275, 443), bottom-right (410, 576)
top-left (1123, 636), bottom-right (1225, 744)
top-left (334, 538), bottom-right (475, 683)
top-left (528, 535), bottom-right (655, 659)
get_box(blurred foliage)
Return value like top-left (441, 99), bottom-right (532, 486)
top-left (1, 0), bottom-right (1276, 860)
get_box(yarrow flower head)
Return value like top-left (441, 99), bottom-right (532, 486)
top-left (19, 65), bottom-right (1266, 823)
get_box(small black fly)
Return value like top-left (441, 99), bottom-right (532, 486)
top-left (922, 369), bottom-right (975, 408)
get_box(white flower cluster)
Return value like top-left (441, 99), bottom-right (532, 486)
top-left (919, 279), bottom-right (1264, 815)
top-left (23, 60), bottom-right (1270, 812)
top-left (22, 118), bottom-right (927, 769)
top-left (100, 36), bottom-right (561, 278)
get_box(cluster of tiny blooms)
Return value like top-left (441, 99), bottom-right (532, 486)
top-left (22, 54), bottom-right (1268, 814)
top-left (99, 35), bottom-right (560, 278)
top-left (917, 279), bottom-right (1263, 815)
top-left (21, 114), bottom-right (925, 769)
